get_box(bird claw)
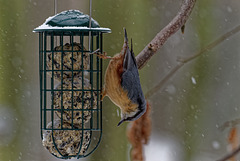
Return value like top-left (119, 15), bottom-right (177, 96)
top-left (92, 50), bottom-right (113, 59)
top-left (100, 89), bottom-right (107, 101)
top-left (99, 52), bottom-right (113, 59)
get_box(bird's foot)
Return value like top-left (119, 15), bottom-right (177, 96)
top-left (98, 52), bottom-right (113, 59)
top-left (100, 89), bottom-right (107, 101)
top-left (91, 49), bottom-right (113, 59)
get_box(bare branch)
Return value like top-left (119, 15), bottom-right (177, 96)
top-left (178, 25), bottom-right (240, 64)
top-left (216, 146), bottom-right (240, 161)
top-left (145, 24), bottom-right (240, 99)
top-left (145, 62), bottom-right (184, 99)
top-left (136, 0), bottom-right (197, 69)
top-left (219, 118), bottom-right (240, 132)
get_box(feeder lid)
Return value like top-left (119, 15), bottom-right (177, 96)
top-left (33, 10), bottom-right (111, 33)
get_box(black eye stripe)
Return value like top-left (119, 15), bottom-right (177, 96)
top-left (126, 110), bottom-right (142, 121)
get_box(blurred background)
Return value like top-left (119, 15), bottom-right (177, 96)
top-left (0, 0), bottom-right (240, 161)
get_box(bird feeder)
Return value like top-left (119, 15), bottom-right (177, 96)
top-left (33, 10), bottom-right (111, 159)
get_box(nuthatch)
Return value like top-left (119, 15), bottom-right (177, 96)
top-left (99, 29), bottom-right (146, 126)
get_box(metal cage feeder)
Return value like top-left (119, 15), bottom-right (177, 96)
top-left (33, 10), bottom-right (111, 159)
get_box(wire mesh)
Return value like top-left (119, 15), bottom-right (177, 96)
top-left (39, 31), bottom-right (103, 159)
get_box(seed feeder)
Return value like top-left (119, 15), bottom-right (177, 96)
top-left (33, 10), bottom-right (111, 159)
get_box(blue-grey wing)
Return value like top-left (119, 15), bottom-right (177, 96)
top-left (121, 47), bottom-right (145, 105)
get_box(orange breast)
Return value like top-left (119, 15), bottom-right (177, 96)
top-left (104, 54), bottom-right (138, 113)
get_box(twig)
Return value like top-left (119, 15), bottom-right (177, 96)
top-left (219, 118), bottom-right (240, 132)
top-left (217, 146), bottom-right (240, 161)
top-left (136, 0), bottom-right (197, 69)
top-left (217, 119), bottom-right (240, 161)
top-left (145, 24), bottom-right (240, 99)
top-left (178, 25), bottom-right (240, 64)
top-left (145, 62), bottom-right (184, 99)
top-left (227, 127), bottom-right (238, 161)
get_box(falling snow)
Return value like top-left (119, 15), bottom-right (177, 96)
top-left (165, 84), bottom-right (176, 95)
top-left (212, 141), bottom-right (220, 149)
top-left (191, 76), bottom-right (196, 84)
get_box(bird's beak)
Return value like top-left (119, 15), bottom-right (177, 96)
top-left (120, 28), bottom-right (129, 56)
top-left (124, 28), bottom-right (128, 44)
top-left (117, 118), bottom-right (126, 126)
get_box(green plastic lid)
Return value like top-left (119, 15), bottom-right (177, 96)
top-left (33, 10), bottom-right (111, 33)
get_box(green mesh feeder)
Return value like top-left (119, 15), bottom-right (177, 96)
top-left (33, 10), bottom-right (111, 159)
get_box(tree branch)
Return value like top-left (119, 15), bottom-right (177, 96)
top-left (145, 62), bottom-right (184, 99)
top-left (136, 0), bottom-right (197, 69)
top-left (143, 24), bottom-right (240, 161)
top-left (217, 145), bottom-right (240, 161)
top-left (145, 24), bottom-right (240, 99)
